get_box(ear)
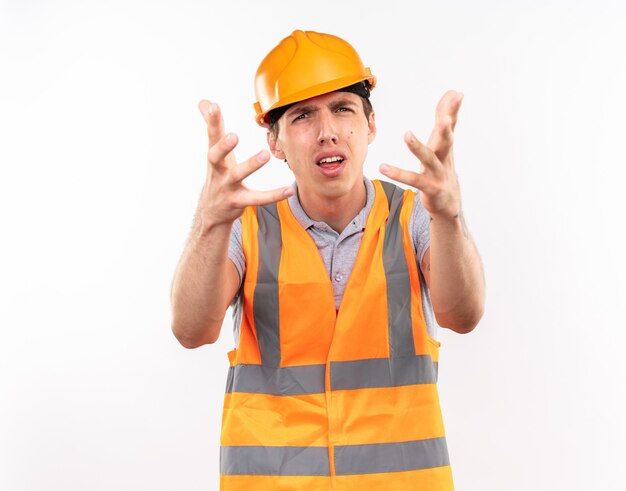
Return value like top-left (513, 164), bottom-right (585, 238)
top-left (367, 111), bottom-right (377, 144)
top-left (267, 131), bottom-right (286, 159)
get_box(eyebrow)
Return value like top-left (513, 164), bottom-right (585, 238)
top-left (286, 104), bottom-right (318, 118)
top-left (286, 98), bottom-right (359, 119)
top-left (328, 98), bottom-right (359, 111)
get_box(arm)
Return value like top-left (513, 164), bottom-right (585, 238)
top-left (421, 221), bottom-right (485, 333)
top-left (170, 101), bottom-right (293, 348)
top-left (170, 221), bottom-right (240, 348)
top-left (382, 91), bottom-right (485, 334)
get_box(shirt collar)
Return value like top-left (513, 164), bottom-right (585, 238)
top-left (287, 178), bottom-right (375, 232)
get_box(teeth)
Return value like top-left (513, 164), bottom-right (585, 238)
top-left (318, 156), bottom-right (344, 164)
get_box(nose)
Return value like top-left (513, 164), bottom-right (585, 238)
top-left (317, 109), bottom-right (338, 145)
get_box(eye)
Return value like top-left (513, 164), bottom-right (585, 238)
top-left (293, 112), bottom-right (308, 122)
top-left (336, 106), bottom-right (353, 113)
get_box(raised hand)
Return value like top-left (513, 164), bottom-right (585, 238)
top-left (379, 91), bottom-right (464, 220)
top-left (196, 100), bottom-right (294, 227)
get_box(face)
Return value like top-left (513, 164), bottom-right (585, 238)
top-left (267, 91), bottom-right (376, 202)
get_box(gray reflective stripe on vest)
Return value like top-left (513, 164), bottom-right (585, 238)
top-left (224, 356), bottom-right (437, 395)
top-left (330, 355), bottom-right (438, 390)
top-left (380, 181), bottom-right (416, 359)
top-left (220, 445), bottom-right (330, 476)
top-left (334, 436), bottom-right (450, 475)
top-left (254, 203), bottom-right (282, 367)
top-left (225, 363), bottom-right (326, 395)
top-left (220, 437), bottom-right (449, 476)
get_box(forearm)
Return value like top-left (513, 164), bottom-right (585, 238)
top-left (428, 212), bottom-right (485, 333)
top-left (170, 216), bottom-right (236, 347)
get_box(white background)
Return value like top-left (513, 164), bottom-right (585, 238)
top-left (1, 1), bottom-right (625, 489)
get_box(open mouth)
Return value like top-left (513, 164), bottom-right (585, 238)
top-left (317, 155), bottom-right (345, 166)
top-left (315, 154), bottom-right (347, 177)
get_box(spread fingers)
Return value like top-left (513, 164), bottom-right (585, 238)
top-left (229, 150), bottom-right (272, 183)
top-left (404, 132), bottom-right (444, 174)
top-left (207, 132), bottom-right (238, 170)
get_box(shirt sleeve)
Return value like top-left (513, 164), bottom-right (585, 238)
top-left (228, 217), bottom-right (245, 288)
top-left (409, 192), bottom-right (431, 269)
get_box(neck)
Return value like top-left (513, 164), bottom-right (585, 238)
top-left (297, 180), bottom-right (367, 233)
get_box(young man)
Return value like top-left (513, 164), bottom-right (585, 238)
top-left (171, 30), bottom-right (485, 490)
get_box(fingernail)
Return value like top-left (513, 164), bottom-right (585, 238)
top-left (405, 131), bottom-right (416, 144)
top-left (380, 164), bottom-right (390, 173)
top-left (225, 133), bottom-right (233, 146)
top-left (283, 187), bottom-right (294, 197)
top-left (208, 103), bottom-right (214, 115)
top-left (257, 150), bottom-right (268, 162)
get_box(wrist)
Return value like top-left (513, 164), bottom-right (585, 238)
top-left (429, 210), bottom-right (461, 223)
top-left (429, 209), bottom-right (470, 240)
top-left (192, 211), bottom-right (235, 240)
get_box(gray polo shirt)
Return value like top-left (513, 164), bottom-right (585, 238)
top-left (228, 178), bottom-right (438, 345)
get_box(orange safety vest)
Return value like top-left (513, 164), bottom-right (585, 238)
top-left (220, 180), bottom-right (454, 490)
